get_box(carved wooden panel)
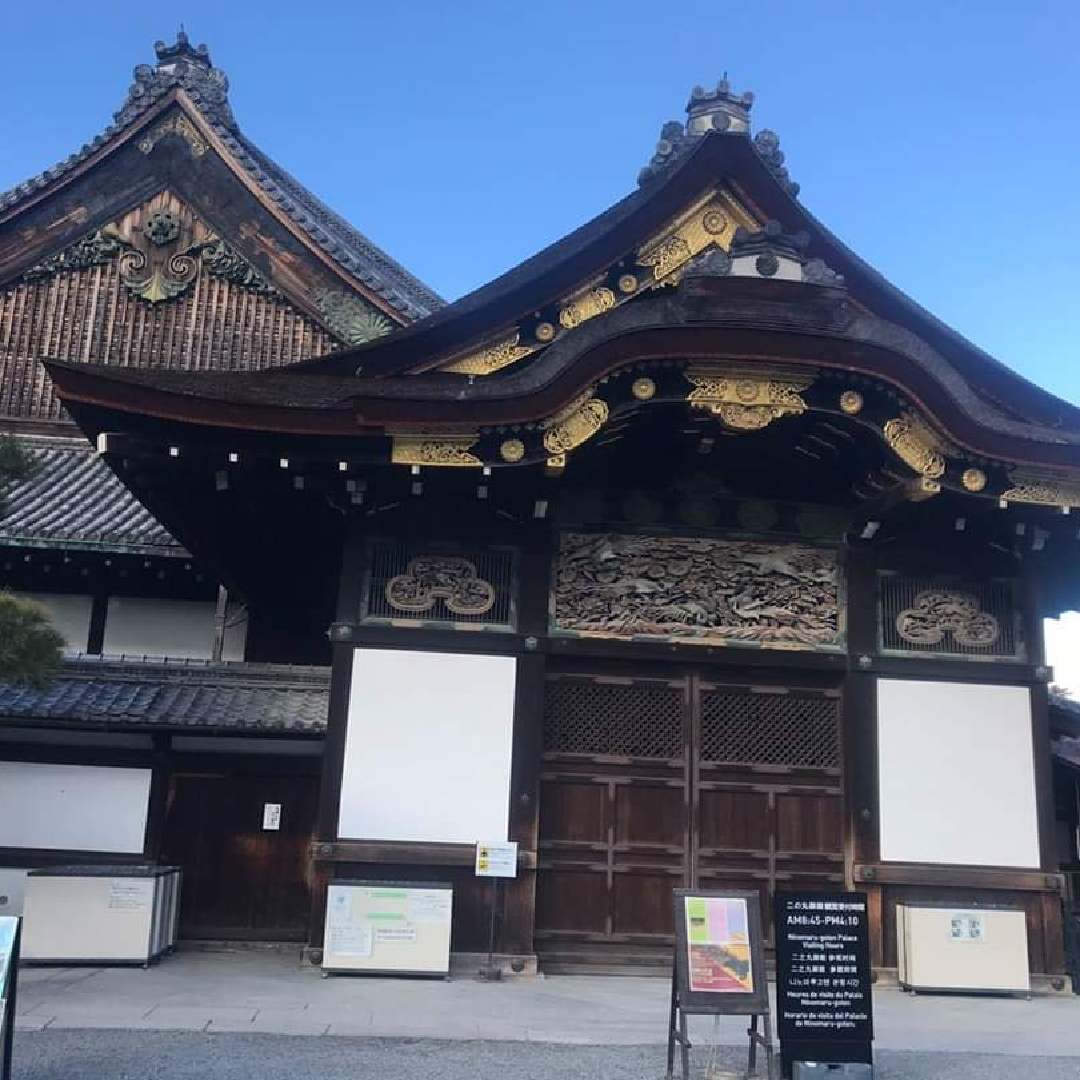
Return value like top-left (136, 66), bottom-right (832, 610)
top-left (552, 532), bottom-right (842, 649)
top-left (0, 192), bottom-right (337, 424)
top-left (878, 573), bottom-right (1023, 659)
top-left (361, 540), bottom-right (516, 630)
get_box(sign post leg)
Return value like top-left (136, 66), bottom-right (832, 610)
top-left (665, 975), bottom-right (677, 1080)
top-left (479, 878), bottom-right (500, 981)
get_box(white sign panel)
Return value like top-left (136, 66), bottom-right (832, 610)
top-left (322, 884), bottom-right (452, 975)
top-left (877, 679), bottom-right (1039, 868)
top-left (262, 803), bottom-right (282, 831)
top-left (338, 649), bottom-right (517, 845)
top-left (475, 841), bottom-right (518, 878)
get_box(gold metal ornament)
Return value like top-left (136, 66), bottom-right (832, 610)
top-left (631, 377), bottom-right (657, 401)
top-left (839, 390), bottom-right (864, 415)
top-left (1000, 474), bottom-right (1080, 508)
top-left (138, 114), bottom-right (209, 157)
top-left (535, 321), bottom-right (556, 342)
top-left (882, 413), bottom-right (946, 479)
top-left (499, 438), bottom-right (526, 463)
top-left (442, 333), bottom-right (531, 376)
top-left (390, 434), bottom-right (483, 467)
top-left (686, 366), bottom-right (813, 431)
top-left (637, 191), bottom-right (748, 286)
top-left (617, 274), bottom-right (638, 294)
top-left (542, 396), bottom-right (610, 455)
top-left (559, 287), bottom-right (616, 330)
top-left (961, 468), bottom-right (988, 492)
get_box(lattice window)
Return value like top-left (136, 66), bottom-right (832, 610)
top-left (878, 573), bottom-right (1023, 659)
top-left (361, 541), bottom-right (516, 629)
top-left (700, 690), bottom-right (840, 769)
top-left (543, 679), bottom-right (684, 759)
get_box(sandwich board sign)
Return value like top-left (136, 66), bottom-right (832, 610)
top-left (667, 889), bottom-right (774, 1079)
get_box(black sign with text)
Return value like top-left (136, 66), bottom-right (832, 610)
top-left (774, 891), bottom-right (873, 1074)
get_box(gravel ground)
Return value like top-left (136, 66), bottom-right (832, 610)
top-left (13, 1031), bottom-right (1080, 1080)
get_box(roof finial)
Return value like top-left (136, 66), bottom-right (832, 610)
top-left (637, 75), bottom-right (800, 197)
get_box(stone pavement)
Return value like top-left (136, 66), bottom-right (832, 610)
top-left (12, 948), bottom-right (1080, 1055)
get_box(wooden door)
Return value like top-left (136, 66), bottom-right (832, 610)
top-left (693, 680), bottom-right (845, 946)
top-left (536, 673), bottom-right (690, 944)
top-left (535, 670), bottom-right (845, 950)
top-left (160, 771), bottom-right (319, 941)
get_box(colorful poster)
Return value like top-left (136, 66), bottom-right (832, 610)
top-left (685, 896), bottom-right (754, 993)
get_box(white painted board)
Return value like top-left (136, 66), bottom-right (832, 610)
top-left (338, 649), bottom-right (517, 844)
top-left (877, 679), bottom-right (1039, 868)
top-left (0, 761), bottom-right (151, 853)
top-left (103, 597), bottom-right (246, 660)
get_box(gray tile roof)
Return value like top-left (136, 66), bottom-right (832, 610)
top-left (0, 34), bottom-right (442, 321)
top-left (0, 436), bottom-right (182, 555)
top-left (0, 656), bottom-right (329, 735)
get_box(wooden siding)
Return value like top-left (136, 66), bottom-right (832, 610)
top-left (0, 194), bottom-right (337, 425)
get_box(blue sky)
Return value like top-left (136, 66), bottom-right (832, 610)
top-left (3, 1), bottom-right (1079, 404)
top-left (4, 4), bottom-right (1080, 678)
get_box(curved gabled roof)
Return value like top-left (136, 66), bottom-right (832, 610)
top-left (0, 32), bottom-right (442, 321)
top-left (294, 128), bottom-right (1080, 435)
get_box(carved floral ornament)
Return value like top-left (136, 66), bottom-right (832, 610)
top-left (385, 556), bottom-right (496, 617)
top-left (895, 590), bottom-right (1000, 649)
top-left (686, 365), bottom-right (813, 431)
top-left (21, 216), bottom-right (277, 304)
top-left (553, 532), bottom-right (841, 648)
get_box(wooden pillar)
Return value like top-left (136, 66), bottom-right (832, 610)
top-left (499, 523), bottom-right (552, 959)
top-left (307, 520), bottom-right (364, 954)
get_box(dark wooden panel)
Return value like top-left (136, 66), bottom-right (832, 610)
top-left (541, 779), bottom-right (607, 844)
top-left (612, 871), bottom-right (679, 937)
top-left (535, 868), bottom-right (608, 935)
top-left (698, 789), bottom-right (771, 851)
top-left (613, 783), bottom-right (683, 848)
top-left (776, 792), bottom-right (843, 853)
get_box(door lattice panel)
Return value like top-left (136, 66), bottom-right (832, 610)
top-left (543, 679), bottom-right (684, 759)
top-left (700, 690), bottom-right (840, 769)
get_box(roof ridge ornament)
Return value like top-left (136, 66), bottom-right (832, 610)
top-left (115, 30), bottom-right (235, 131)
top-left (638, 76), bottom-right (800, 198)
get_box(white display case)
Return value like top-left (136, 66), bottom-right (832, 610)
top-left (896, 902), bottom-right (1030, 995)
top-left (22, 865), bottom-right (181, 966)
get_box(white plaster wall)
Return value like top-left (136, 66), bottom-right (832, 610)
top-left (877, 679), bottom-right (1040, 868)
top-left (0, 761), bottom-right (151, 853)
top-left (103, 597), bottom-right (246, 660)
top-left (14, 592), bottom-right (92, 652)
top-left (338, 648), bottom-right (517, 844)
top-left (0, 868), bottom-right (30, 916)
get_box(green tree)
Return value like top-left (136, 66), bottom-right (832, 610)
top-left (0, 436), bottom-right (64, 687)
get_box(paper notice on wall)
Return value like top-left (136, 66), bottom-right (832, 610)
top-left (374, 925), bottom-right (417, 944)
top-left (108, 879), bottom-right (152, 911)
top-left (407, 891), bottom-right (452, 925)
top-left (329, 924), bottom-right (372, 957)
top-left (328, 891), bottom-right (352, 928)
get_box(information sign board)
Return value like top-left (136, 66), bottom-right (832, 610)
top-left (474, 841), bottom-right (518, 878)
top-left (0, 916), bottom-right (20, 1080)
top-left (322, 881), bottom-right (452, 976)
top-left (774, 891), bottom-right (873, 1077)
